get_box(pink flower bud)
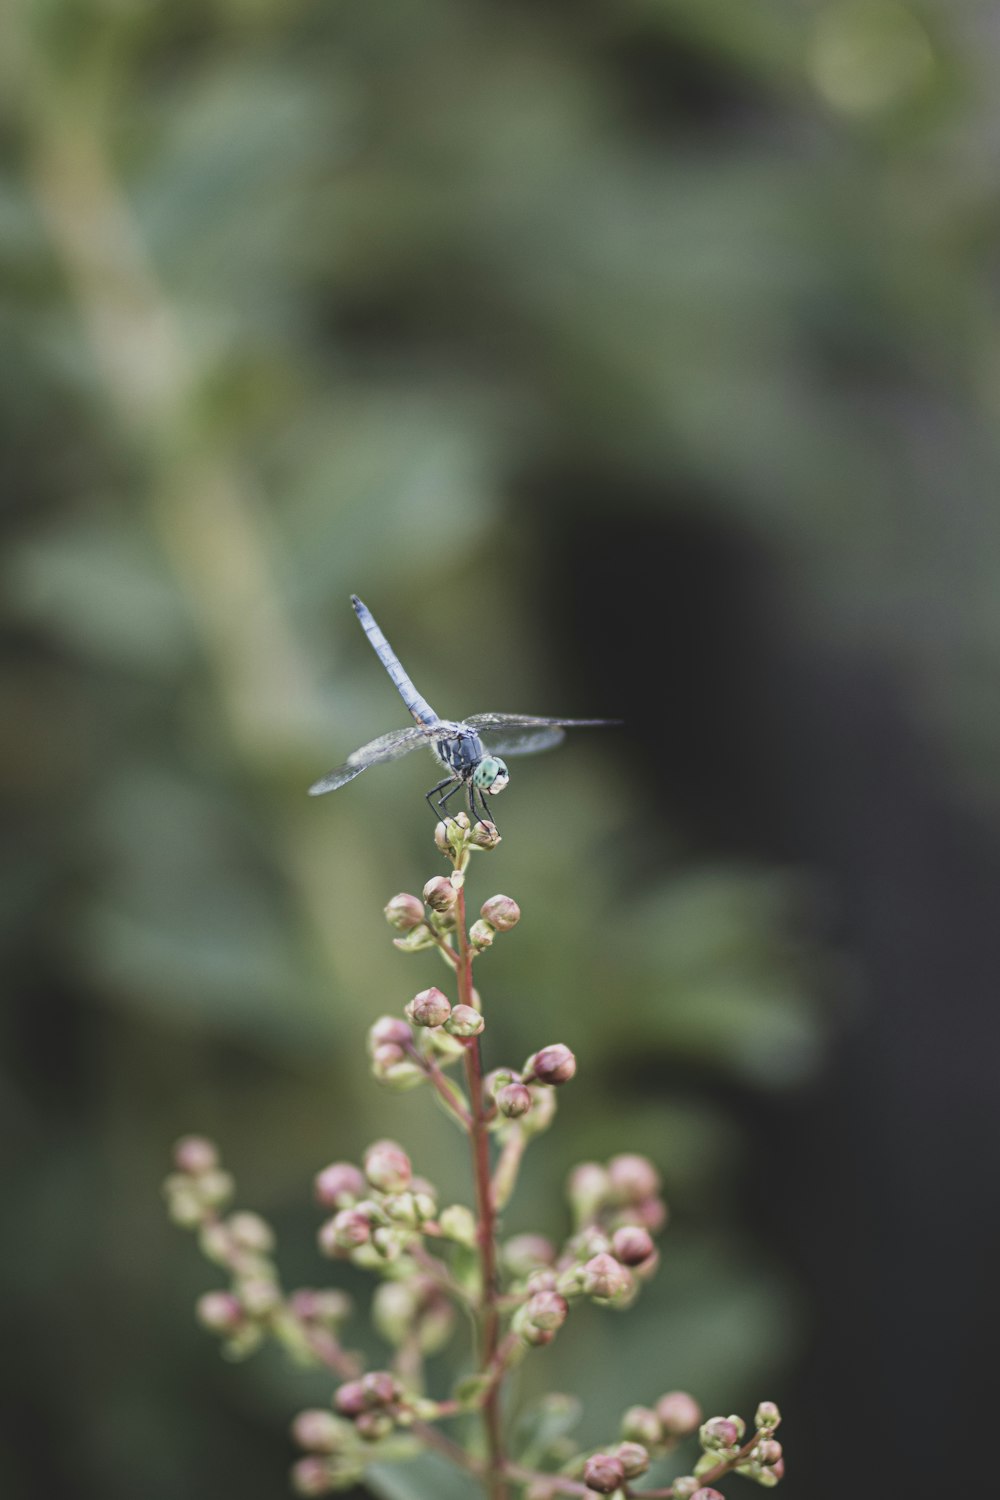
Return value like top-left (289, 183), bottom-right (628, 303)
top-left (607, 1153), bottom-right (661, 1203)
top-left (611, 1225), bottom-right (655, 1266)
top-left (423, 876), bottom-right (457, 913)
top-left (692, 1491), bottom-right (725, 1500)
top-left (670, 1480), bottom-right (699, 1500)
top-left (314, 1162), bottom-right (366, 1209)
top-left (333, 1381), bottom-right (367, 1417)
top-left (290, 1288), bottom-right (351, 1325)
top-left (364, 1139), bottom-right (412, 1193)
top-left (405, 987), bottom-right (452, 1028)
top-left (291, 1410), bottom-right (344, 1453)
top-left (368, 1016), bottom-right (412, 1050)
top-left (173, 1135), bottom-right (220, 1175)
top-left (700, 1417), bottom-right (741, 1453)
top-left (291, 1456), bottom-right (333, 1496)
top-left (361, 1370), bottom-right (399, 1406)
top-left (502, 1234), bottom-right (556, 1277)
top-left (318, 1208), bottom-right (371, 1256)
top-left (583, 1453), bottom-right (626, 1494)
top-left (769, 1458), bottom-right (785, 1480)
top-left (480, 894), bottom-right (521, 931)
top-left (527, 1044), bottom-right (577, 1085)
top-left (757, 1439), bottom-right (783, 1466)
top-left (384, 893), bottom-right (425, 931)
top-left (355, 1409), bottom-right (394, 1442)
top-left (196, 1290), bottom-right (243, 1333)
top-left (239, 1276), bottom-right (280, 1317)
top-left (656, 1391), bottom-right (702, 1437)
top-left (497, 1082), bottom-right (533, 1118)
top-left (567, 1161), bottom-right (611, 1218)
top-left (580, 1252), bottom-right (630, 1301)
top-left (445, 1004), bottom-right (484, 1038)
top-left (629, 1195), bottom-right (668, 1233)
top-left (615, 1442), bottom-right (650, 1478)
top-left (525, 1290), bottom-right (568, 1331)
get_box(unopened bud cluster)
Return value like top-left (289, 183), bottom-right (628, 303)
top-left (166, 821), bottom-right (787, 1499)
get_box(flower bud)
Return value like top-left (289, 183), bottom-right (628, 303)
top-left (227, 1211), bottom-right (275, 1255)
top-left (434, 820), bottom-right (456, 854)
top-left (627, 1195), bottom-right (668, 1234)
top-left (195, 1168), bottom-right (236, 1209)
top-left (615, 1442), bottom-right (650, 1479)
top-left (334, 1380), bottom-right (367, 1416)
top-left (291, 1456), bottom-right (333, 1496)
top-left (671, 1480), bottom-right (699, 1500)
top-left (700, 1417), bottom-right (741, 1453)
top-left (290, 1288), bottom-right (351, 1325)
top-left (196, 1290), bottom-right (243, 1333)
top-left (392, 925), bottom-right (435, 952)
top-left (364, 1140), bottom-right (412, 1193)
top-left (423, 876), bottom-right (457, 914)
top-left (607, 1154), bottom-right (661, 1204)
top-left (580, 1252), bottom-right (630, 1302)
top-left (384, 893), bottom-right (425, 931)
top-left (480, 894), bottom-right (520, 931)
top-left (164, 1181), bottom-right (206, 1228)
top-left (292, 1409), bottom-right (344, 1453)
top-left (406, 987), bottom-right (452, 1028)
top-left (370, 1044), bottom-right (423, 1089)
top-left (583, 1453), bottom-right (625, 1494)
top-left (567, 1162), bottom-right (610, 1220)
top-left (611, 1226), bottom-right (655, 1267)
top-left (621, 1407), bottom-right (662, 1447)
top-left (525, 1269), bottom-right (558, 1295)
top-left (502, 1234), bottom-right (556, 1277)
top-left (355, 1410), bottom-right (394, 1442)
top-left (438, 1204), bottom-right (477, 1247)
top-left (173, 1135), bottom-right (220, 1175)
top-left (656, 1391), bottom-right (702, 1437)
top-left (757, 1439), bottom-right (782, 1466)
top-left (469, 919), bottom-right (495, 950)
top-left (525, 1044), bottom-right (577, 1085)
top-left (445, 1005), bottom-right (484, 1038)
top-left (361, 1371), bottom-right (399, 1406)
top-left (368, 1016), bottom-right (413, 1051)
top-left (314, 1162), bottom-right (366, 1209)
top-left (239, 1276), bottom-right (281, 1317)
top-left (525, 1290), bottom-right (568, 1332)
top-left (319, 1208), bottom-right (371, 1256)
top-left (497, 1082), bottom-right (533, 1118)
top-left (520, 1084), bottom-right (557, 1136)
top-left (755, 1401), bottom-right (781, 1432)
top-left (470, 820), bottom-right (501, 849)
top-left (692, 1491), bottom-right (725, 1500)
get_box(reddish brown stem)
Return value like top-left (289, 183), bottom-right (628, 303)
top-left (455, 882), bottom-right (507, 1500)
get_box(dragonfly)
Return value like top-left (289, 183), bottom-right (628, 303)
top-left (309, 596), bottom-right (618, 825)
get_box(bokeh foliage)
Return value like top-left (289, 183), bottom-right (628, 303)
top-left (2, 2), bottom-right (997, 1498)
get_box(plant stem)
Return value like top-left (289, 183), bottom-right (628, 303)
top-left (455, 882), bottom-right (507, 1500)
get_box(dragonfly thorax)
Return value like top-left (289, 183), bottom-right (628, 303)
top-left (434, 724), bottom-right (485, 777)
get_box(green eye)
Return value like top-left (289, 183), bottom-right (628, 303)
top-left (474, 757), bottom-right (509, 791)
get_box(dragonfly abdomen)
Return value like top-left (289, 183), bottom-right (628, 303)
top-left (351, 595), bottom-right (438, 727)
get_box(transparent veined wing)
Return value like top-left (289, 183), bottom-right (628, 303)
top-left (478, 725), bottom-right (568, 757)
top-left (308, 725), bottom-right (433, 796)
top-left (465, 713), bottom-right (620, 758)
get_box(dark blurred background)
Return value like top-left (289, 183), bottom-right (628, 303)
top-left (2, 2), bottom-right (997, 1498)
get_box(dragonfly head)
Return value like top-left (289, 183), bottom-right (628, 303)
top-left (473, 756), bottom-right (509, 795)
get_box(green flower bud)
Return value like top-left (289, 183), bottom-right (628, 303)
top-left (384, 893), bottom-right (425, 931)
top-left (445, 1004), bottom-right (484, 1038)
top-left (580, 1252), bottom-right (630, 1302)
top-left (195, 1168), bottom-right (236, 1209)
top-left (238, 1276), bottom-right (281, 1318)
top-left (438, 1204), bottom-right (477, 1248)
top-left (671, 1480), bottom-right (699, 1500)
top-left (620, 1407), bottom-right (662, 1447)
top-left (355, 1410), bottom-right (394, 1442)
top-left (227, 1212), bottom-right (275, 1255)
top-left (318, 1208), bottom-right (371, 1257)
top-left (469, 919), bottom-right (495, 950)
top-left (567, 1162), bottom-right (611, 1221)
top-left (755, 1401), bottom-right (781, 1432)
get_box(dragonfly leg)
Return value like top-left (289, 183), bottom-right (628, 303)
top-left (438, 779), bottom-right (466, 814)
top-left (425, 776), bottom-right (456, 818)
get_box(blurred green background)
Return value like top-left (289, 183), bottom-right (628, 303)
top-left (2, 2), bottom-right (998, 1498)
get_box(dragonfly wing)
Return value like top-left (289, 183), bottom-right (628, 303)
top-left (480, 726), bottom-right (567, 757)
top-left (308, 725), bottom-right (432, 796)
top-left (465, 713), bottom-right (621, 730)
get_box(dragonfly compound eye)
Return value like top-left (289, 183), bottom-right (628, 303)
top-left (475, 757), bottom-right (509, 794)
